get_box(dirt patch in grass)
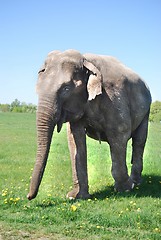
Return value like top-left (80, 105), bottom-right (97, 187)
top-left (0, 225), bottom-right (73, 240)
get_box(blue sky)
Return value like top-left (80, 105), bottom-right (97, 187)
top-left (0, 0), bottom-right (161, 104)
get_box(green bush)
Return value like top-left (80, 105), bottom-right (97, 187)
top-left (150, 101), bottom-right (161, 123)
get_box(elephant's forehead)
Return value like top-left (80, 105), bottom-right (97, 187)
top-left (48, 50), bottom-right (62, 56)
top-left (45, 50), bottom-right (83, 66)
top-left (45, 51), bottom-right (61, 64)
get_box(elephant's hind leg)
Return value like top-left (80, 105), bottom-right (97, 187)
top-left (110, 134), bottom-right (134, 192)
top-left (130, 113), bottom-right (149, 185)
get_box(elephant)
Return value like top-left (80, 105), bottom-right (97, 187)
top-left (27, 49), bottom-right (151, 200)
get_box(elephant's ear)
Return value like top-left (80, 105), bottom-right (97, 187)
top-left (83, 59), bottom-right (102, 101)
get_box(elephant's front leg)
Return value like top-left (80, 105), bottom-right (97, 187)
top-left (67, 122), bottom-right (90, 199)
top-left (110, 139), bottom-right (134, 192)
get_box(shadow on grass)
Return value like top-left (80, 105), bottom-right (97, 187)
top-left (36, 175), bottom-right (161, 208)
top-left (92, 175), bottom-right (161, 200)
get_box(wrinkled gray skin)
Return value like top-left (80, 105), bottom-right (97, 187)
top-left (27, 49), bottom-right (151, 200)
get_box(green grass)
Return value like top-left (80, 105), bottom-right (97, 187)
top-left (0, 112), bottom-right (161, 239)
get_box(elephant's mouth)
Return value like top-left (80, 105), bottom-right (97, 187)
top-left (57, 108), bottom-right (84, 133)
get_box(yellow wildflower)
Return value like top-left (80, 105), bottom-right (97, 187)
top-left (71, 205), bottom-right (77, 211)
top-left (2, 192), bottom-right (7, 197)
top-left (154, 228), bottom-right (160, 232)
top-left (2, 189), bottom-right (8, 196)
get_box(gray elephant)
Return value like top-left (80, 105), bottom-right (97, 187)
top-left (27, 49), bottom-right (151, 200)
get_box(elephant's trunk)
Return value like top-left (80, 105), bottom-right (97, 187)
top-left (27, 96), bottom-right (58, 200)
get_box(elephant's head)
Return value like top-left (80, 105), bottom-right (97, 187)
top-left (27, 49), bottom-right (102, 200)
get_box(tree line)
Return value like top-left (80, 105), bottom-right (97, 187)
top-left (0, 99), bottom-right (161, 122)
top-left (149, 101), bottom-right (161, 123)
top-left (0, 99), bottom-right (36, 113)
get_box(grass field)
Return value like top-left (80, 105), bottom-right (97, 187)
top-left (0, 112), bottom-right (161, 239)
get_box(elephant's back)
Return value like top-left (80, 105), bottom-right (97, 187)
top-left (84, 53), bottom-right (139, 84)
top-left (84, 53), bottom-right (151, 115)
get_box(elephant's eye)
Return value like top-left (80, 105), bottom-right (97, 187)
top-left (63, 86), bottom-right (70, 92)
top-left (60, 84), bottom-right (72, 98)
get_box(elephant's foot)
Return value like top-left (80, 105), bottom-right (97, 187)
top-left (114, 177), bottom-right (135, 192)
top-left (66, 187), bottom-right (79, 200)
top-left (66, 187), bottom-right (91, 200)
top-left (76, 192), bottom-right (91, 200)
top-left (130, 173), bottom-right (142, 186)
